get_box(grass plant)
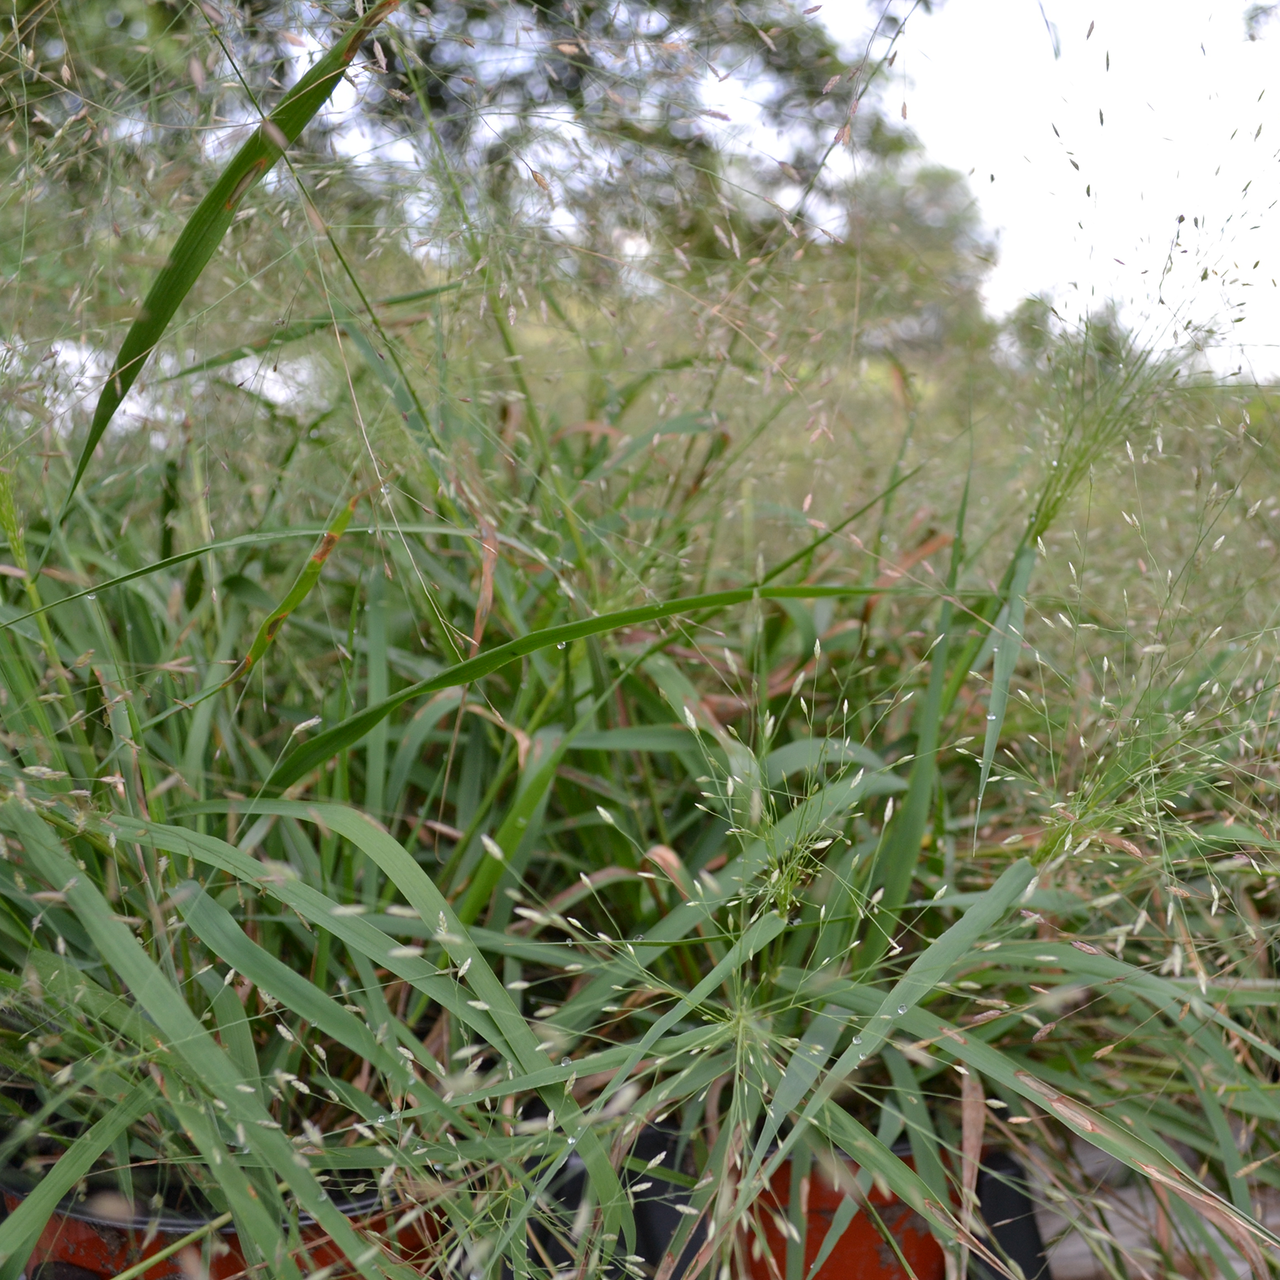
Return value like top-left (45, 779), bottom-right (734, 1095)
top-left (4, 4), bottom-right (1280, 1279)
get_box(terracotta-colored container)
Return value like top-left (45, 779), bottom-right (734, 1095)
top-left (739, 1159), bottom-right (946, 1280)
top-left (2, 1189), bottom-right (438, 1280)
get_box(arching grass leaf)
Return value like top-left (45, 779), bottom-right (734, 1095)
top-left (54, 0), bottom-right (402, 536)
top-left (263, 583), bottom-right (884, 792)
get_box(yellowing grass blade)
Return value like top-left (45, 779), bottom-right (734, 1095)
top-left (54, 1), bottom-right (400, 539)
top-left (223, 488), bottom-right (367, 686)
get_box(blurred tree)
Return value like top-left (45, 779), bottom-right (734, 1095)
top-left (0, 0), bottom-right (929, 250)
top-left (842, 161), bottom-right (995, 356)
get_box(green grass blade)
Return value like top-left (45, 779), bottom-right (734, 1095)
top-left (580, 412), bottom-right (711, 485)
top-left (454, 730), bottom-right (567, 925)
top-left (160, 1086), bottom-right (299, 1279)
top-left (554, 768), bottom-right (904, 1034)
top-left (170, 800), bottom-right (638, 1255)
top-left (337, 306), bottom-right (440, 454)
top-left (860, 491), bottom-right (967, 972)
top-left (994, 939), bottom-right (1280, 1070)
top-left (130, 817), bottom-right (514, 1061)
top-left (570, 724), bottom-right (698, 752)
top-left (160, 317), bottom-right (339, 379)
top-left (25, 952), bottom-right (160, 1061)
top-left (807, 1104), bottom-right (958, 1234)
top-left (155, 282), bottom-right (464, 381)
top-left (785, 963), bottom-right (1280, 1259)
top-left (763, 737), bottom-right (885, 787)
top-left (9, 525), bottom-right (457, 630)
top-left (976, 544), bottom-right (1036, 814)
top-left (262, 583), bottom-right (885, 791)
top-left (0, 1083), bottom-right (155, 1280)
top-left (882, 1046), bottom-right (949, 1205)
top-left (1195, 1078), bottom-right (1251, 1215)
top-left (865, 857), bottom-right (1035, 1047)
top-left (0, 801), bottom-right (414, 1280)
top-left (592, 910), bottom-right (788, 1114)
top-left (753, 870), bottom-right (1036, 1222)
top-left (53, 0), bottom-right (401, 537)
top-left (178, 884), bottom-right (415, 1090)
top-left (196, 969), bottom-right (264, 1104)
top-left (743, 1010), bottom-right (843, 1188)
top-left (227, 493), bottom-right (363, 685)
top-left (386, 690), bottom-right (464, 816)
top-left (785, 1143), bottom-right (809, 1280)
top-left (801, 860), bottom-right (1035, 1132)
top-left (363, 569), bottom-right (389, 826)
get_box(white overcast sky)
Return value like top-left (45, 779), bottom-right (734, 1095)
top-left (819, 0), bottom-right (1280, 376)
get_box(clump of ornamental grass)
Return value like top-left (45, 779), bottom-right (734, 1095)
top-left (1, 5), bottom-right (1279, 1280)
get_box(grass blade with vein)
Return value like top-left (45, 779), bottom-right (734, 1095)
top-left (811, 972), bottom-right (1280, 1257)
top-left (231, 801), bottom-right (638, 1256)
top-left (179, 884), bottom-right (415, 1090)
top-left (771, 859), bottom-right (1036, 1187)
top-left (9, 524), bottom-right (458, 630)
top-left (860, 482), bottom-right (969, 974)
top-left (48, 0), bottom-right (402, 545)
top-left (882, 1046), bottom-right (949, 1205)
top-left (124, 816), bottom-right (513, 1064)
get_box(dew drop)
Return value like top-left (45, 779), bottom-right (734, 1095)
top-left (897, 1004), bottom-right (908, 1015)
top-left (851, 1035), bottom-right (862, 1045)
top-left (561, 1057), bottom-right (572, 1067)
top-left (87, 593), bottom-right (96, 600)
top-left (557, 641), bottom-right (566, 649)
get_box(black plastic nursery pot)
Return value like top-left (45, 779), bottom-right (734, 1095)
top-left (528, 1130), bottom-right (1047, 1280)
top-left (3, 1138), bottom-right (1046, 1280)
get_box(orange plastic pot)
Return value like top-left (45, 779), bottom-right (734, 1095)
top-left (1, 1189), bottom-right (439, 1280)
top-left (739, 1159), bottom-right (946, 1280)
